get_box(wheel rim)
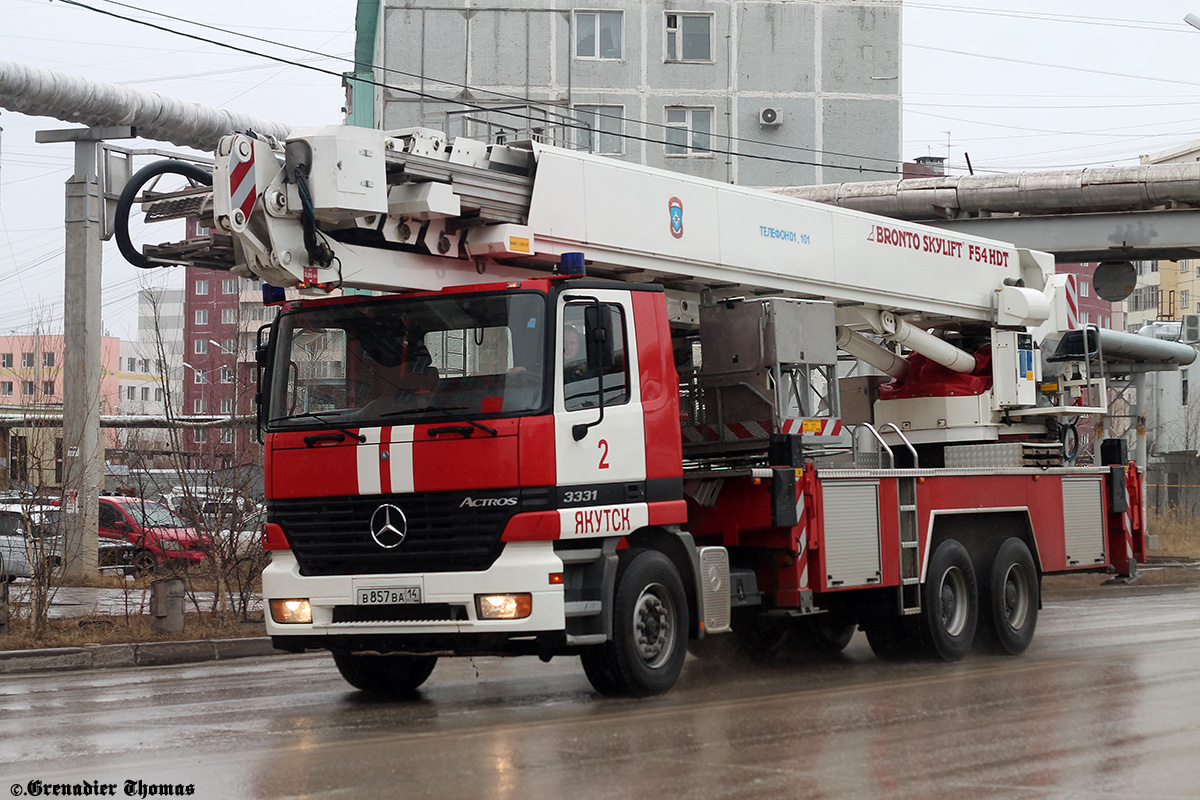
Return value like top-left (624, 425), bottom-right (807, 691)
top-left (938, 566), bottom-right (969, 637)
top-left (632, 582), bottom-right (677, 669)
top-left (1001, 563), bottom-right (1031, 631)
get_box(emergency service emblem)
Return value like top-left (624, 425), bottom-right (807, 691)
top-left (668, 197), bottom-right (684, 239)
top-left (369, 504), bottom-right (408, 549)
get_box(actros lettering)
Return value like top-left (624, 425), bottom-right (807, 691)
top-left (460, 496), bottom-right (519, 508)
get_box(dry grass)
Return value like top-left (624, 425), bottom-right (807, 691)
top-left (1149, 507), bottom-right (1200, 557)
top-left (0, 612), bottom-right (265, 651)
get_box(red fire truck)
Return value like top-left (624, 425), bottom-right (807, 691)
top-left (122, 125), bottom-right (1191, 697)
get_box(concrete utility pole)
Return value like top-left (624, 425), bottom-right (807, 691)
top-left (0, 58), bottom-right (291, 578)
top-left (35, 126), bottom-right (135, 577)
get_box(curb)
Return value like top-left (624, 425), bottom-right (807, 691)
top-left (0, 637), bottom-right (284, 675)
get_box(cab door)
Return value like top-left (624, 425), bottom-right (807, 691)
top-left (553, 289), bottom-right (648, 537)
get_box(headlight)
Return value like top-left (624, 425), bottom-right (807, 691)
top-left (160, 540), bottom-right (184, 552)
top-left (475, 593), bottom-right (532, 620)
top-left (269, 599), bottom-right (312, 624)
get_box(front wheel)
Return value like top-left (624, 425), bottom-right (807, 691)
top-left (133, 550), bottom-right (158, 577)
top-left (919, 538), bottom-right (978, 661)
top-left (978, 537), bottom-right (1039, 655)
top-left (332, 652), bottom-right (438, 695)
top-left (581, 548), bottom-right (689, 697)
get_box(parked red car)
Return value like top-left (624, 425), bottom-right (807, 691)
top-left (99, 496), bottom-right (208, 574)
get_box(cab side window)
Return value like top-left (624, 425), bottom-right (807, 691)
top-left (563, 303), bottom-right (630, 412)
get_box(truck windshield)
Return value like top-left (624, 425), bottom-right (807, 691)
top-left (267, 292), bottom-right (547, 428)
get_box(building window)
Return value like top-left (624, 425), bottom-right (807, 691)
top-left (1080, 280), bottom-right (1089, 298)
top-left (42, 380), bottom-right (54, 396)
top-left (1183, 289), bottom-right (1191, 310)
top-left (221, 366), bottom-right (235, 384)
top-left (222, 339), bottom-right (236, 355)
top-left (138, 358), bottom-right (148, 372)
top-left (665, 13), bottom-right (712, 62)
top-left (141, 386), bottom-right (150, 401)
top-left (194, 398), bottom-right (206, 414)
top-left (194, 339), bottom-right (208, 355)
top-left (127, 357), bottom-right (136, 372)
top-left (21, 381), bottom-right (34, 396)
top-left (575, 105), bottom-right (624, 155)
top-left (194, 370), bottom-right (207, 384)
top-left (221, 308), bottom-right (237, 325)
top-left (195, 279), bottom-right (208, 295)
top-left (1182, 262), bottom-right (1190, 274)
top-left (575, 11), bottom-right (622, 59)
top-left (0, 354), bottom-right (11, 369)
top-left (222, 278), bottom-right (238, 294)
top-left (42, 352), bottom-right (54, 368)
top-left (665, 107), bottom-right (713, 156)
top-left (221, 397), bottom-right (233, 414)
top-left (194, 428), bottom-right (207, 444)
top-left (22, 352), bottom-right (34, 368)
top-left (126, 385), bottom-right (134, 401)
top-left (1081, 312), bottom-right (1090, 326)
top-left (195, 309), bottom-right (208, 325)
top-left (155, 388), bottom-right (164, 402)
top-left (0, 382), bottom-right (10, 397)
top-left (219, 428), bottom-right (233, 444)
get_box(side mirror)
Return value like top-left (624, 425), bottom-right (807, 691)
top-left (584, 304), bottom-right (615, 373)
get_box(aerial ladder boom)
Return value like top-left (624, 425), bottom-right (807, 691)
top-left (136, 125), bottom-right (1061, 339)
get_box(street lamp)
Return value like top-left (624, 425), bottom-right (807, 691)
top-left (1186, 13), bottom-right (1200, 30)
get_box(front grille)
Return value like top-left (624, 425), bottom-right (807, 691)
top-left (332, 604), bottom-right (468, 623)
top-left (270, 488), bottom-right (550, 577)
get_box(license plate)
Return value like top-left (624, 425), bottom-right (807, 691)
top-left (357, 586), bottom-right (421, 605)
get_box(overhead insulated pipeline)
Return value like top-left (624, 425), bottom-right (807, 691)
top-left (773, 163), bottom-right (1200, 221)
top-left (0, 58), bottom-right (291, 151)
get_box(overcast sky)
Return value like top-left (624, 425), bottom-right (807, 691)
top-left (3, 0), bottom-right (1200, 340)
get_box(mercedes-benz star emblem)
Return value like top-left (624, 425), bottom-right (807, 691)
top-left (369, 503), bottom-right (408, 549)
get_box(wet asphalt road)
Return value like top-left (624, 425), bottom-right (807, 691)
top-left (1, 584), bottom-right (1198, 800)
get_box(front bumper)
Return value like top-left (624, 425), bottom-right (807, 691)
top-left (263, 540), bottom-right (567, 655)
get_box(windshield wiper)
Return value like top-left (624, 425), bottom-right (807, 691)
top-left (381, 405), bottom-right (498, 437)
top-left (270, 411), bottom-right (366, 443)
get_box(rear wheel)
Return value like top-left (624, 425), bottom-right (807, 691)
top-left (919, 538), bottom-right (978, 661)
top-left (581, 548), bottom-right (689, 697)
top-left (332, 652), bottom-right (438, 695)
top-left (978, 537), bottom-right (1039, 655)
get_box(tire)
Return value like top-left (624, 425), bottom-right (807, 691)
top-left (331, 652), bottom-right (438, 695)
top-left (581, 548), bottom-right (689, 697)
top-left (863, 615), bottom-right (915, 661)
top-left (797, 616), bottom-right (857, 656)
top-left (978, 537), bottom-right (1039, 656)
top-left (919, 538), bottom-right (978, 662)
top-left (133, 550), bottom-right (158, 577)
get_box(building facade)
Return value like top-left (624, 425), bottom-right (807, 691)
top-left (350, 0), bottom-right (901, 187)
top-left (180, 270), bottom-right (279, 469)
top-left (0, 333), bottom-right (120, 491)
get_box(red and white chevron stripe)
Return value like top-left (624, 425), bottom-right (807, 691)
top-left (230, 150), bottom-right (257, 222)
top-left (1064, 273), bottom-right (1079, 330)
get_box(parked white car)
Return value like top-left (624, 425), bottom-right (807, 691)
top-left (0, 504), bottom-right (62, 581)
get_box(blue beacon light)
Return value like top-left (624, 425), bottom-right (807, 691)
top-left (560, 252), bottom-right (587, 276)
